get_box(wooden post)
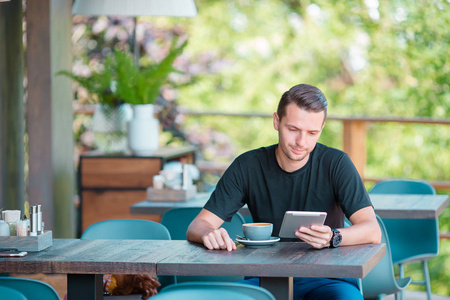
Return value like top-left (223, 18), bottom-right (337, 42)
top-left (343, 120), bottom-right (367, 178)
top-left (67, 274), bottom-right (103, 300)
top-left (26, 0), bottom-right (75, 237)
top-left (0, 0), bottom-right (25, 211)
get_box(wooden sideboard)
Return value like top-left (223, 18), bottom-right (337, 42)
top-left (78, 146), bottom-right (196, 233)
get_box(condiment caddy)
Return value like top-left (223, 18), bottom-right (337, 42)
top-left (147, 163), bottom-right (198, 202)
top-left (0, 205), bottom-right (52, 252)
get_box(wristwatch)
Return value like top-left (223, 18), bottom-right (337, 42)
top-left (329, 228), bottom-right (342, 248)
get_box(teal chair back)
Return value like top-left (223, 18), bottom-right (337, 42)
top-left (0, 277), bottom-right (59, 300)
top-left (0, 285), bottom-right (28, 300)
top-left (154, 282), bottom-right (276, 300)
top-left (161, 207), bottom-right (245, 240)
top-left (160, 207), bottom-right (246, 282)
top-left (369, 179), bottom-right (436, 195)
top-left (151, 288), bottom-right (252, 300)
top-left (370, 180), bottom-right (438, 262)
top-left (361, 215), bottom-right (411, 299)
top-left (81, 219), bottom-right (174, 288)
top-left (81, 219), bottom-right (171, 240)
top-left (369, 179), bottom-right (438, 299)
top-left (370, 179), bottom-right (439, 263)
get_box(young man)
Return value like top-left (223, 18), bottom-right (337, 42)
top-left (187, 83), bottom-right (381, 299)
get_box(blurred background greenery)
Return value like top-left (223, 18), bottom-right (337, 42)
top-left (69, 0), bottom-right (449, 295)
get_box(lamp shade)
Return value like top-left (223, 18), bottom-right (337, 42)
top-left (72, 0), bottom-right (197, 17)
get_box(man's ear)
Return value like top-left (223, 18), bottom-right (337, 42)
top-left (273, 112), bottom-right (280, 131)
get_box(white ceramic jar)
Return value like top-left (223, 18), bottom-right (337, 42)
top-left (127, 104), bottom-right (159, 156)
top-left (0, 220), bottom-right (10, 236)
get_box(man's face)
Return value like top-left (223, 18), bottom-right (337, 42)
top-left (273, 104), bottom-right (325, 172)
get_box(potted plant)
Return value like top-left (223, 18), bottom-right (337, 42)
top-left (59, 37), bottom-right (187, 155)
top-left (58, 53), bottom-right (132, 154)
top-left (112, 38), bottom-right (187, 155)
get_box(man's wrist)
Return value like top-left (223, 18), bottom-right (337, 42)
top-left (329, 228), bottom-right (342, 248)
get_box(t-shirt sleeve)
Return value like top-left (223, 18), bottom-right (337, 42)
top-left (332, 153), bottom-right (373, 218)
top-left (204, 157), bottom-right (247, 222)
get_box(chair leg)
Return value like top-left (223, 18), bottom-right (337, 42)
top-left (398, 264), bottom-right (405, 300)
top-left (399, 263), bottom-right (404, 278)
top-left (422, 261), bottom-right (432, 300)
top-left (357, 278), bottom-right (363, 297)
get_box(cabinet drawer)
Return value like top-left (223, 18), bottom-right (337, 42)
top-left (80, 157), bottom-right (162, 188)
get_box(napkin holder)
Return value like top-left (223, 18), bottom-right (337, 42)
top-left (146, 186), bottom-right (197, 202)
top-left (0, 230), bottom-right (53, 252)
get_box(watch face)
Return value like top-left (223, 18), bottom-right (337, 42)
top-left (333, 234), bottom-right (342, 247)
top-left (331, 229), bottom-right (342, 247)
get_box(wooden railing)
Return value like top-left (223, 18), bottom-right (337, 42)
top-left (181, 109), bottom-right (450, 190)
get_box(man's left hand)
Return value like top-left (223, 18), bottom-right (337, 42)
top-left (295, 225), bottom-right (332, 249)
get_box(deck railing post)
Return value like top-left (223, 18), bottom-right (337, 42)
top-left (343, 120), bottom-right (367, 179)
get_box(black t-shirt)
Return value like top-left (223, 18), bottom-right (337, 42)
top-left (204, 143), bottom-right (372, 236)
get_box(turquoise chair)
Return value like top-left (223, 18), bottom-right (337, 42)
top-left (361, 215), bottom-right (411, 300)
top-left (0, 285), bottom-right (28, 300)
top-left (160, 207), bottom-right (246, 282)
top-left (81, 219), bottom-right (175, 289)
top-left (369, 179), bottom-right (438, 300)
top-left (81, 219), bottom-right (171, 240)
top-left (161, 207), bottom-right (246, 240)
top-left (154, 282), bottom-right (276, 300)
top-left (0, 277), bottom-right (59, 300)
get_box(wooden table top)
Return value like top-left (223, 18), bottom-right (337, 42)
top-left (0, 239), bottom-right (177, 275)
top-left (130, 192), bottom-right (251, 217)
top-left (369, 194), bottom-right (449, 219)
top-left (130, 193), bottom-right (211, 215)
top-left (131, 193), bottom-right (449, 219)
top-left (157, 241), bottom-right (386, 279)
top-left (0, 239), bottom-right (385, 279)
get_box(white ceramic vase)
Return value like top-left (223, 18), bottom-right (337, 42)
top-left (127, 104), bottom-right (159, 156)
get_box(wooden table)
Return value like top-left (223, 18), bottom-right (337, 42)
top-left (0, 239), bottom-right (385, 300)
top-left (369, 194), bottom-right (448, 219)
top-left (130, 193), bottom-right (212, 215)
top-left (130, 192), bottom-right (254, 217)
top-left (0, 239), bottom-right (178, 299)
top-left (131, 194), bottom-right (449, 219)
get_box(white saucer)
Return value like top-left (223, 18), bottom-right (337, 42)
top-left (236, 236), bottom-right (280, 247)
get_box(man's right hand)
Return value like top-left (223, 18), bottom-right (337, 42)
top-left (187, 208), bottom-right (236, 252)
top-left (201, 227), bottom-right (236, 251)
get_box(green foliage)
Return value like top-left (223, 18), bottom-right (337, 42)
top-left (59, 38), bottom-right (187, 106)
top-left (57, 67), bottom-right (116, 106)
top-left (114, 38), bottom-right (187, 105)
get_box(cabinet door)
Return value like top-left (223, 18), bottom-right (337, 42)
top-left (81, 190), bottom-right (160, 232)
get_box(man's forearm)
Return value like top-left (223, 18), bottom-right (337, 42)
top-left (340, 220), bottom-right (381, 246)
top-left (186, 218), bottom-right (215, 243)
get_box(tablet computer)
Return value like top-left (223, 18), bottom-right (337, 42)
top-left (279, 211), bottom-right (327, 238)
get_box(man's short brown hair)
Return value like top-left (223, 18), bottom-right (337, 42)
top-left (277, 84), bottom-right (328, 121)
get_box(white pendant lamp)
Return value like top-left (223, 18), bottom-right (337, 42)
top-left (72, 0), bottom-right (197, 17)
